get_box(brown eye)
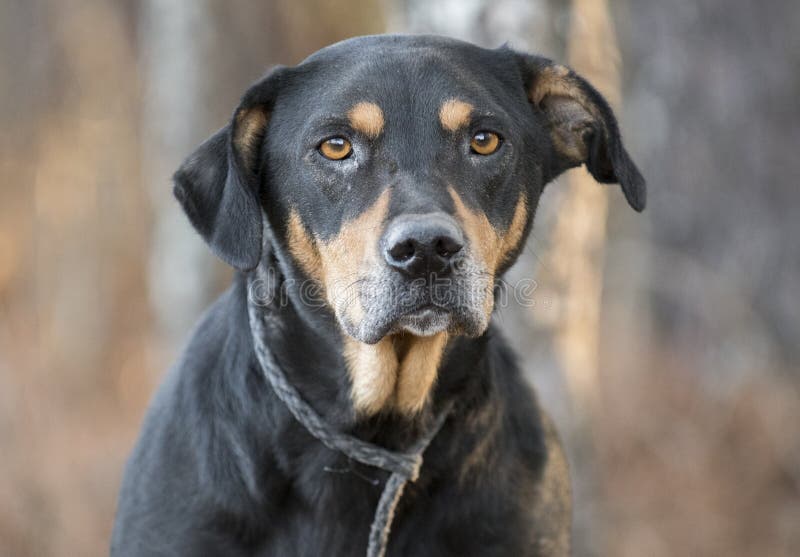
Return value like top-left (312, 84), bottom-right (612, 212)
top-left (470, 131), bottom-right (501, 155)
top-left (319, 137), bottom-right (352, 160)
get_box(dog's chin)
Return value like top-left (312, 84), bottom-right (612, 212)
top-left (339, 307), bottom-right (450, 344)
top-left (391, 307), bottom-right (452, 337)
top-left (340, 304), bottom-right (489, 344)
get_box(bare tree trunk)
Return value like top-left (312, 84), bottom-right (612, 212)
top-left (551, 0), bottom-right (620, 420)
top-left (139, 0), bottom-right (218, 369)
top-left (387, 0), bottom-right (565, 53)
top-left (544, 2), bottom-right (620, 554)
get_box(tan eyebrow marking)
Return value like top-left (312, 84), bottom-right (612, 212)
top-left (347, 101), bottom-right (385, 138)
top-left (439, 99), bottom-right (474, 132)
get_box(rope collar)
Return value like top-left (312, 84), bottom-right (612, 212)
top-left (247, 297), bottom-right (451, 557)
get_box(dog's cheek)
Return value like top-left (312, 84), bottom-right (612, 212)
top-left (286, 210), bottom-right (324, 285)
top-left (316, 189), bottom-right (392, 333)
top-left (449, 188), bottom-right (528, 325)
top-left (495, 194), bottom-right (529, 270)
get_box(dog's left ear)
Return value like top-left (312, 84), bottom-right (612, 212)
top-left (516, 54), bottom-right (646, 211)
top-left (173, 66), bottom-right (288, 270)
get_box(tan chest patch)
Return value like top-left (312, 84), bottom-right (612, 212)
top-left (345, 332), bottom-right (448, 416)
top-left (344, 336), bottom-right (399, 416)
top-left (393, 332), bottom-right (449, 414)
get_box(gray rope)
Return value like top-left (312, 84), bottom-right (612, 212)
top-left (247, 299), bottom-right (451, 557)
top-left (367, 472), bottom-right (407, 556)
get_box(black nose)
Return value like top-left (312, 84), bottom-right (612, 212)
top-left (382, 213), bottom-right (464, 277)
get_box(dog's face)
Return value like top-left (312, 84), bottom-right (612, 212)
top-left (266, 40), bottom-right (546, 345)
top-left (174, 35), bottom-right (645, 414)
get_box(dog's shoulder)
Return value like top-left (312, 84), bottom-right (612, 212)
top-left (459, 328), bottom-right (572, 555)
top-left (112, 281), bottom-right (284, 555)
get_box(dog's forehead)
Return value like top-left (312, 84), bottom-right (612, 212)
top-left (265, 37), bottom-right (534, 240)
top-left (284, 37), bottom-right (518, 122)
top-left (300, 33), bottom-right (499, 75)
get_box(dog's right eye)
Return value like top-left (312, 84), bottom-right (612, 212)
top-left (319, 137), bottom-right (353, 160)
top-left (470, 131), bottom-right (501, 156)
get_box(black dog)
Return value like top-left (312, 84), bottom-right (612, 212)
top-left (112, 35), bottom-right (645, 556)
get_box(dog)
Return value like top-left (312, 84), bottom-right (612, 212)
top-left (111, 34), bottom-right (645, 557)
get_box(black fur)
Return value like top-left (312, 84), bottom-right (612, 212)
top-left (112, 34), bottom-right (644, 556)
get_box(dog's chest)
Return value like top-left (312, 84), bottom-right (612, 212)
top-left (251, 463), bottom-right (526, 557)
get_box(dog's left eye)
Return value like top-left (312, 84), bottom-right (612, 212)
top-left (470, 131), bottom-right (501, 155)
top-left (319, 137), bottom-right (353, 160)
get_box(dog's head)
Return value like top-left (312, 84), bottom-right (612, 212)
top-left (174, 35), bottom-right (645, 413)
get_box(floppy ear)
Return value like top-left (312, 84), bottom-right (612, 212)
top-left (517, 54), bottom-right (646, 211)
top-left (173, 67), bottom-right (287, 270)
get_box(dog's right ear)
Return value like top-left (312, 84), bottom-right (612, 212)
top-left (515, 53), bottom-right (646, 212)
top-left (173, 66), bottom-right (288, 270)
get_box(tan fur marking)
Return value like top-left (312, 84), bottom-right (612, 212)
top-left (449, 189), bottom-right (527, 270)
top-left (348, 101), bottom-right (384, 138)
top-left (286, 210), bottom-right (323, 284)
top-left (449, 188), bottom-right (528, 319)
top-left (528, 65), bottom-right (592, 113)
top-left (345, 332), bottom-right (449, 416)
top-left (317, 189), bottom-right (391, 325)
top-left (344, 336), bottom-right (398, 415)
top-left (449, 188), bottom-right (500, 267)
top-left (550, 122), bottom-right (589, 162)
top-left (499, 194), bottom-right (529, 266)
top-left (394, 332), bottom-right (448, 414)
top-left (233, 106), bottom-right (269, 169)
top-left (439, 99), bottom-right (474, 132)
top-left (528, 64), bottom-right (602, 165)
top-left (450, 188), bottom-right (501, 320)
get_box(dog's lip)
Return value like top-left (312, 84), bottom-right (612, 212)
top-left (390, 304), bottom-right (452, 337)
top-left (396, 303), bottom-right (453, 321)
top-left (400, 304), bottom-right (449, 318)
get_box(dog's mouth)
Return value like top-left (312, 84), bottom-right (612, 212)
top-left (390, 304), bottom-right (452, 337)
top-left (343, 276), bottom-right (491, 344)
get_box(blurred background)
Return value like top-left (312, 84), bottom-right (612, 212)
top-left (1, 0), bottom-right (798, 555)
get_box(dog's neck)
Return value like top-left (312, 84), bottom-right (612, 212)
top-left (245, 252), bottom-right (494, 445)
